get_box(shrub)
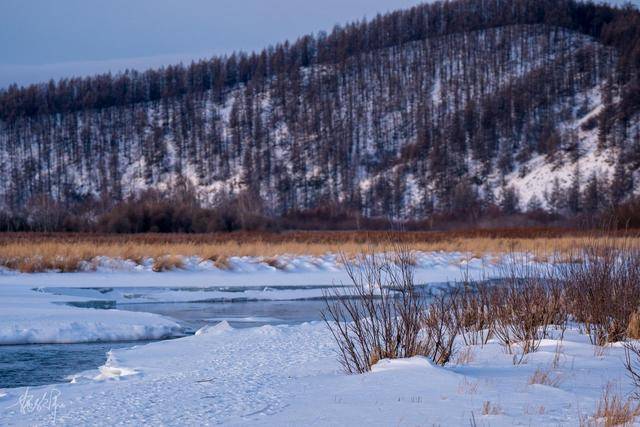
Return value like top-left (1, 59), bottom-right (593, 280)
top-left (481, 401), bottom-right (502, 416)
top-left (452, 282), bottom-right (495, 347)
top-left (453, 346), bottom-right (475, 365)
top-left (628, 311), bottom-right (640, 340)
top-left (528, 366), bottom-right (562, 387)
top-left (624, 343), bottom-right (640, 400)
top-left (322, 241), bottom-right (467, 373)
top-left (490, 255), bottom-right (565, 363)
top-left (321, 244), bottom-right (426, 374)
top-left (559, 237), bottom-right (640, 345)
top-left (422, 290), bottom-right (462, 365)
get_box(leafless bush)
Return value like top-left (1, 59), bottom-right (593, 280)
top-left (551, 342), bottom-right (565, 369)
top-left (323, 235), bottom-right (640, 375)
top-left (528, 366), bottom-right (562, 387)
top-left (628, 311), bottom-right (640, 340)
top-left (559, 237), bottom-right (640, 346)
top-left (490, 255), bottom-right (565, 363)
top-left (322, 244), bottom-right (424, 374)
top-left (323, 241), bottom-right (467, 373)
top-left (481, 401), bottom-right (502, 415)
top-left (449, 253), bottom-right (568, 364)
top-left (422, 290), bottom-right (462, 365)
top-left (452, 282), bottom-right (495, 347)
top-left (453, 346), bottom-right (475, 365)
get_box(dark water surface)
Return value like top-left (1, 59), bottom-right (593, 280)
top-left (0, 341), bottom-right (152, 389)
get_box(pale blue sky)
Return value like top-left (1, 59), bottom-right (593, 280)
top-left (0, 0), bottom-right (422, 87)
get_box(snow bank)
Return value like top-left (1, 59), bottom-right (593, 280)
top-left (0, 314), bottom-right (181, 345)
top-left (0, 251), bottom-right (495, 288)
top-left (0, 251), bottom-right (492, 276)
top-left (0, 250), bottom-right (625, 424)
top-left (0, 285), bottom-right (182, 345)
top-left (194, 320), bottom-right (234, 336)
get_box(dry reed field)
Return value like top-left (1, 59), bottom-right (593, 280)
top-left (0, 229), bottom-right (638, 273)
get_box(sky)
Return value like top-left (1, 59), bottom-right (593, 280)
top-left (0, 0), bottom-right (422, 88)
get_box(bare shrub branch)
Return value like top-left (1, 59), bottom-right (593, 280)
top-left (624, 342), bottom-right (640, 401)
top-left (490, 253), bottom-right (565, 363)
top-left (321, 243), bottom-right (424, 374)
top-left (560, 236), bottom-right (640, 346)
top-left (422, 288), bottom-right (462, 365)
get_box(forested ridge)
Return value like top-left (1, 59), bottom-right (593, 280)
top-left (1, 0), bottom-right (639, 232)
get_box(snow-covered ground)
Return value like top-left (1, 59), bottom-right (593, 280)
top-left (0, 321), bottom-right (634, 426)
top-left (1, 251), bottom-right (631, 425)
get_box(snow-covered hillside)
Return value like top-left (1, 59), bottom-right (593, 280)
top-left (1, 0), bottom-right (639, 224)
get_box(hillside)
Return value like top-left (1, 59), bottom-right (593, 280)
top-left (0, 0), bottom-right (639, 231)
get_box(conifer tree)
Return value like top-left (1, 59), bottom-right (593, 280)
top-left (610, 158), bottom-right (633, 205)
top-left (500, 185), bottom-right (520, 214)
top-left (568, 164), bottom-right (582, 214)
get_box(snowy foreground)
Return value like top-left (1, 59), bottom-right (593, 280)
top-left (0, 252), bottom-right (634, 425)
top-left (0, 322), bottom-right (633, 426)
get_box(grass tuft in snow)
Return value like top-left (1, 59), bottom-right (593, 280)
top-left (528, 366), bottom-right (562, 388)
top-left (582, 384), bottom-right (640, 427)
top-left (481, 401), bottom-right (503, 416)
top-left (152, 255), bottom-right (185, 272)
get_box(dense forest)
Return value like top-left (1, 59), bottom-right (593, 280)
top-left (0, 0), bottom-right (639, 232)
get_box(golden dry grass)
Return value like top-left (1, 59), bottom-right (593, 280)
top-left (482, 401), bottom-right (502, 416)
top-left (262, 257), bottom-right (287, 270)
top-left (627, 311), bottom-right (640, 340)
top-left (0, 230), bottom-right (637, 273)
top-left (582, 385), bottom-right (640, 427)
top-left (528, 367), bottom-right (562, 388)
top-left (152, 255), bottom-right (185, 272)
